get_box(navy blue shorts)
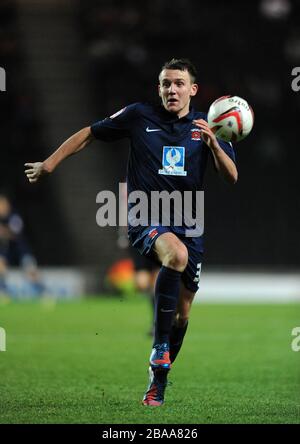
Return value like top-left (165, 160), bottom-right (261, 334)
top-left (128, 226), bottom-right (203, 293)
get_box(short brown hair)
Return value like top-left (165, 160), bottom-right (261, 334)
top-left (160, 58), bottom-right (197, 83)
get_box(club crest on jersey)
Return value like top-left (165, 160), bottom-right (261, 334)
top-left (158, 146), bottom-right (187, 176)
top-left (110, 107), bottom-right (126, 119)
top-left (191, 128), bottom-right (201, 140)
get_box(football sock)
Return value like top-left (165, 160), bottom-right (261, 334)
top-left (147, 291), bottom-right (155, 336)
top-left (169, 320), bottom-right (189, 363)
top-left (151, 291), bottom-right (155, 318)
top-left (153, 266), bottom-right (182, 345)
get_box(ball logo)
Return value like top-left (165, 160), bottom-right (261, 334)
top-left (213, 107), bottom-right (243, 133)
top-left (228, 96), bottom-right (251, 111)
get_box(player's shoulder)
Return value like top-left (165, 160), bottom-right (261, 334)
top-left (110, 102), bottom-right (151, 119)
top-left (132, 102), bottom-right (158, 115)
top-left (193, 110), bottom-right (208, 121)
top-left (106, 102), bottom-right (143, 123)
top-left (120, 102), bottom-right (165, 123)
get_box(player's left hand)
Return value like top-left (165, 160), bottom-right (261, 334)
top-left (192, 119), bottom-right (219, 150)
top-left (24, 162), bottom-right (49, 183)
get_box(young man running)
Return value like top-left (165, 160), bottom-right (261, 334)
top-left (25, 58), bottom-right (237, 406)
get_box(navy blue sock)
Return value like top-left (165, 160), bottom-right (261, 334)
top-left (169, 320), bottom-right (189, 363)
top-left (153, 266), bottom-right (182, 346)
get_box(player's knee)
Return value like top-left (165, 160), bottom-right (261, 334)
top-left (163, 246), bottom-right (188, 272)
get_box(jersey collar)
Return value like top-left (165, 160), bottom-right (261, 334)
top-left (158, 105), bottom-right (195, 123)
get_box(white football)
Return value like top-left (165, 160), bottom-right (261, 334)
top-left (207, 95), bottom-right (254, 142)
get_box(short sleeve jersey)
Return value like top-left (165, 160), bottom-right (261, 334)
top-left (91, 102), bottom-right (235, 238)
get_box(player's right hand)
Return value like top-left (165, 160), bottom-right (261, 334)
top-left (24, 162), bottom-right (49, 183)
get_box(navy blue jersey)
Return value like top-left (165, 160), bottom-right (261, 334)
top-left (91, 102), bottom-right (236, 239)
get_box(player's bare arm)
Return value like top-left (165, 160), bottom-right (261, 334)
top-left (193, 118), bottom-right (238, 184)
top-left (24, 126), bottom-right (94, 183)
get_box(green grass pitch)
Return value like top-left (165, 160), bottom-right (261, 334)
top-left (0, 296), bottom-right (299, 424)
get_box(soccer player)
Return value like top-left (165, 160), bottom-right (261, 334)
top-left (25, 58), bottom-right (238, 407)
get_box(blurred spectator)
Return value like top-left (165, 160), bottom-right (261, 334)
top-left (0, 193), bottom-right (44, 298)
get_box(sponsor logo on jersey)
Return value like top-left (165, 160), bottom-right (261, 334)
top-left (146, 127), bottom-right (162, 132)
top-left (158, 146), bottom-right (187, 176)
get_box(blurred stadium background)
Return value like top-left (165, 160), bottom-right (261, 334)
top-left (0, 0), bottom-right (300, 425)
top-left (0, 0), bottom-right (299, 300)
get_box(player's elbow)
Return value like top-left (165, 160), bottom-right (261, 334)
top-left (85, 126), bottom-right (95, 143)
top-left (224, 170), bottom-right (238, 185)
top-left (220, 168), bottom-right (238, 184)
top-left (231, 171), bottom-right (238, 184)
top-left (228, 164), bottom-right (238, 184)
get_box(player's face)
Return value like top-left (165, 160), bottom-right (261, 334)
top-left (158, 69), bottom-right (198, 118)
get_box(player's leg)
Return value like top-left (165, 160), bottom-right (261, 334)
top-left (143, 232), bottom-right (188, 406)
top-left (135, 270), bottom-right (151, 291)
top-left (169, 240), bottom-right (203, 364)
top-left (131, 246), bottom-right (157, 336)
top-left (169, 282), bottom-right (195, 363)
top-left (151, 232), bottom-right (188, 357)
top-left (134, 269), bottom-right (154, 336)
top-left (148, 269), bottom-right (159, 336)
top-left (143, 283), bottom-right (194, 407)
